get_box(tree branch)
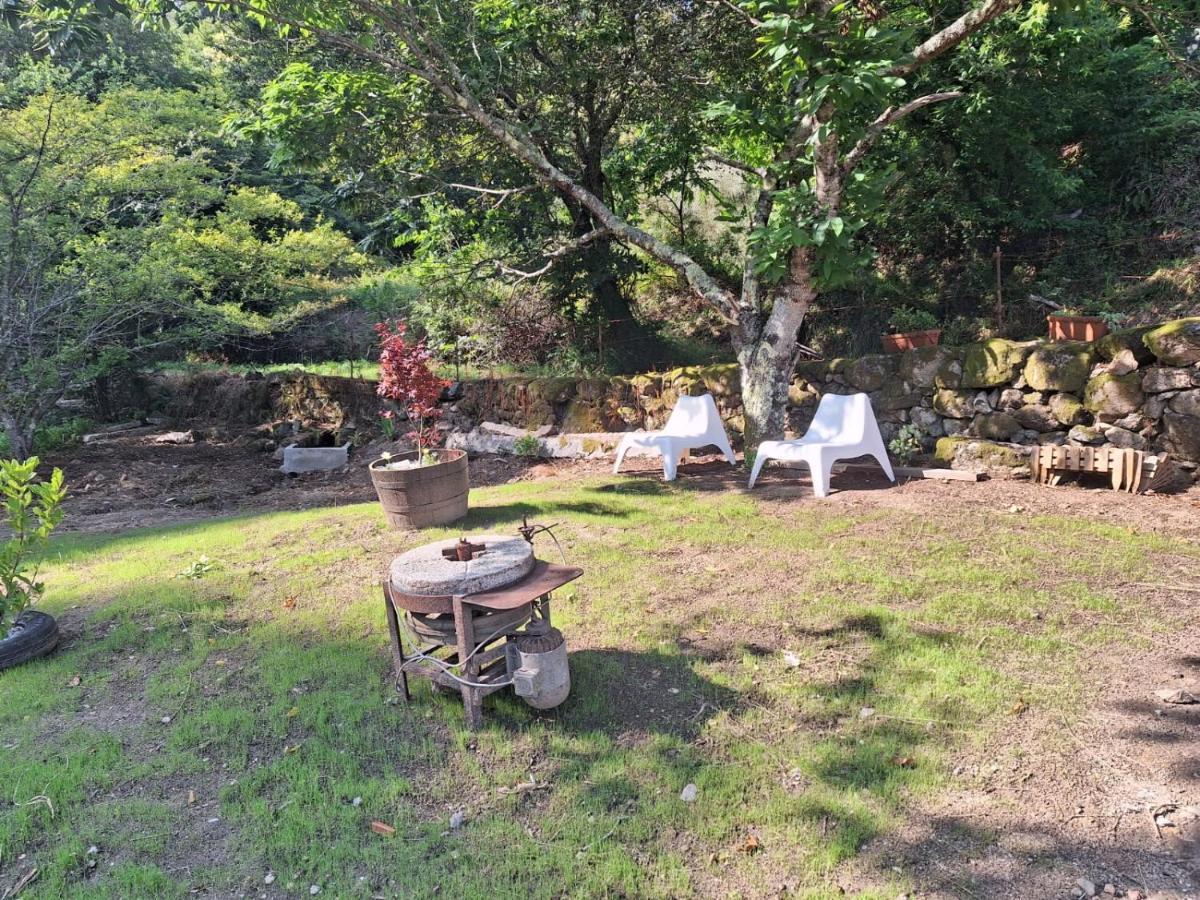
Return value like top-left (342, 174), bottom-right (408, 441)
top-left (890, 0), bottom-right (1024, 77)
top-left (703, 149), bottom-right (764, 178)
top-left (842, 91), bottom-right (964, 177)
top-left (486, 229), bottom-right (614, 282)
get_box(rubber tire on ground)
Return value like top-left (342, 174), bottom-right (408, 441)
top-left (0, 611), bottom-right (60, 671)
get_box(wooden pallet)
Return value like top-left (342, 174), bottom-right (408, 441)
top-left (1030, 446), bottom-right (1173, 493)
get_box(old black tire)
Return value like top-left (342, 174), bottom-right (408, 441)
top-left (0, 611), bottom-right (59, 671)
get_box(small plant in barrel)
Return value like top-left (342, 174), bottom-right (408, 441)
top-left (369, 322), bottom-right (469, 528)
top-left (375, 320), bottom-right (448, 467)
top-left (1, 458), bottom-right (66, 669)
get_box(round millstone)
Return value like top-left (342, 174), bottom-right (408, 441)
top-left (389, 535), bottom-right (534, 597)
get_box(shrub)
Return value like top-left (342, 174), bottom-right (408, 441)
top-left (887, 306), bottom-right (939, 334)
top-left (375, 320), bottom-right (448, 460)
top-left (513, 434), bottom-right (543, 458)
top-left (888, 424), bottom-right (923, 465)
top-left (0, 458), bottom-right (66, 631)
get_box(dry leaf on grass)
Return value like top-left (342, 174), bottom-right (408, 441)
top-left (370, 821), bottom-right (396, 837)
top-left (737, 834), bottom-right (762, 855)
top-left (1010, 697), bottom-right (1028, 715)
top-left (67, 675), bottom-right (82, 687)
top-left (283, 596), bottom-right (298, 610)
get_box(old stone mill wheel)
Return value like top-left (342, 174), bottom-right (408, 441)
top-left (382, 532), bottom-right (581, 727)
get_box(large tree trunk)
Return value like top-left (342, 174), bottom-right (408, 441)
top-left (1, 412), bottom-right (35, 460)
top-left (736, 249), bottom-right (816, 451)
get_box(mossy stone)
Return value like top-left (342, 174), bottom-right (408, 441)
top-left (934, 350), bottom-right (965, 389)
top-left (846, 354), bottom-right (897, 392)
top-left (933, 389), bottom-right (974, 418)
top-left (934, 436), bottom-right (1026, 469)
top-left (1023, 342), bottom-right (1096, 393)
top-left (1048, 393), bottom-right (1087, 427)
top-left (898, 345), bottom-right (952, 388)
top-left (1143, 317), bottom-right (1200, 366)
top-left (560, 399), bottom-right (605, 433)
top-left (959, 339), bottom-right (1035, 389)
top-left (1083, 372), bottom-right (1144, 416)
top-left (699, 364), bottom-right (740, 397)
top-left (971, 412), bottom-right (1020, 441)
top-left (934, 436), bottom-right (969, 464)
top-left (1096, 326), bottom-right (1155, 364)
top-left (872, 381), bottom-right (924, 411)
top-left (1163, 413), bottom-right (1200, 461)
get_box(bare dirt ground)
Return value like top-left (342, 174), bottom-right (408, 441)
top-left (41, 428), bottom-right (1200, 898)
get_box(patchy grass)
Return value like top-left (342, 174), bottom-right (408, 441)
top-left (1, 476), bottom-right (1195, 898)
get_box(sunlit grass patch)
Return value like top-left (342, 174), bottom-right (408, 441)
top-left (1, 475), bottom-right (1195, 897)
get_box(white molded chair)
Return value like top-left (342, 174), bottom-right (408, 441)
top-left (613, 393), bottom-right (737, 482)
top-left (747, 392), bottom-right (895, 497)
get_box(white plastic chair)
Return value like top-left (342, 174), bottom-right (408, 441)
top-left (747, 392), bottom-right (895, 497)
top-left (613, 393), bottom-right (737, 482)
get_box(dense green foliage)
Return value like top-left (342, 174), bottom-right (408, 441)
top-left (2, 1), bottom-right (1198, 439)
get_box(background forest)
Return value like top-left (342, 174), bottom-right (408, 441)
top-left (2, 1), bottom-right (1199, 454)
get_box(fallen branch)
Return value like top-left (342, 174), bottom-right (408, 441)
top-left (2, 868), bottom-right (39, 900)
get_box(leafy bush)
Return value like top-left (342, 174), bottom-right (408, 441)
top-left (0, 458), bottom-right (66, 631)
top-left (888, 424), bottom-right (923, 465)
top-left (513, 434), bottom-right (543, 458)
top-left (887, 306), bottom-right (939, 334)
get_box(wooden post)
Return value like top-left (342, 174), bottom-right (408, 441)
top-left (452, 595), bottom-right (483, 730)
top-left (993, 245), bottom-right (1004, 332)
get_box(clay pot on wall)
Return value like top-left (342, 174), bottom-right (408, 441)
top-left (368, 449), bottom-right (469, 529)
top-left (881, 329), bottom-right (942, 354)
top-left (1047, 315), bottom-right (1108, 343)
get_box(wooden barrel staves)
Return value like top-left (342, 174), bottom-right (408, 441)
top-left (369, 449), bottom-right (469, 529)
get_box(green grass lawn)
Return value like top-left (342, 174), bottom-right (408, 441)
top-left (1, 476), bottom-right (1194, 899)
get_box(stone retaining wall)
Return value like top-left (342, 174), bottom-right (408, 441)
top-left (141, 317), bottom-right (1200, 467)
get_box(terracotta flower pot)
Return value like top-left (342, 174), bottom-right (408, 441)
top-left (369, 449), bottom-right (469, 530)
top-left (881, 329), bottom-right (942, 354)
top-left (1047, 315), bottom-right (1108, 343)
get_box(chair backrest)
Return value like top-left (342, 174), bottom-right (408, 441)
top-left (802, 392), bottom-right (873, 443)
top-left (662, 393), bottom-right (721, 436)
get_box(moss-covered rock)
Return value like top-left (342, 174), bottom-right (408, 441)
top-left (959, 339), bottom-right (1036, 389)
top-left (845, 354), bottom-right (897, 392)
top-left (1097, 326), bottom-right (1155, 363)
top-left (560, 399), bottom-right (605, 433)
top-left (1048, 393), bottom-right (1087, 427)
top-left (794, 360), bottom-right (834, 384)
top-left (970, 412), bottom-right (1020, 440)
top-left (1013, 404), bottom-right (1059, 433)
top-left (1083, 372), bottom-right (1144, 416)
top-left (1163, 412), bottom-right (1200, 462)
top-left (1068, 424), bottom-right (1105, 445)
top-left (933, 351), bottom-right (964, 389)
top-left (934, 436), bottom-right (1028, 471)
top-left (1143, 317), bottom-right (1200, 366)
top-left (870, 381), bottom-right (924, 411)
top-left (898, 345), bottom-right (953, 388)
top-left (933, 435), bottom-right (968, 464)
top-left (1142, 367), bottom-right (1195, 393)
top-left (698, 364), bottom-right (740, 397)
top-left (1023, 342), bottom-right (1096, 393)
top-left (933, 389), bottom-right (974, 418)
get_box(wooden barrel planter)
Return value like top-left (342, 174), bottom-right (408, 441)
top-left (369, 449), bottom-right (469, 530)
top-left (0, 611), bottom-right (60, 671)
